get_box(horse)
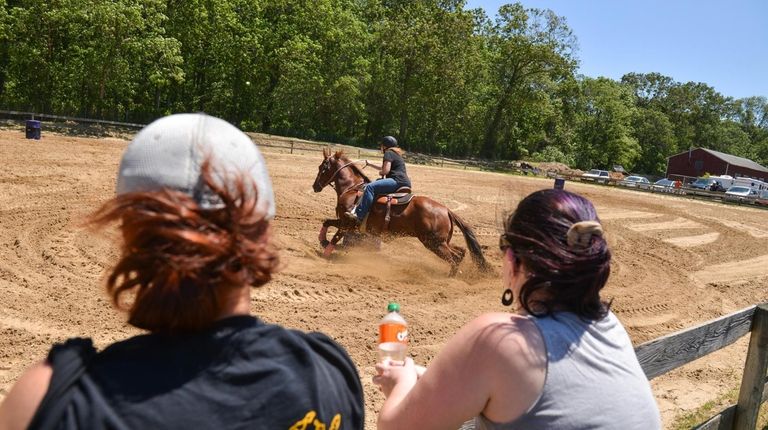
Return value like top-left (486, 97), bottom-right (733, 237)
top-left (311, 147), bottom-right (489, 276)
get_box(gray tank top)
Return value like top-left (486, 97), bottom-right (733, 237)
top-left (473, 311), bottom-right (660, 430)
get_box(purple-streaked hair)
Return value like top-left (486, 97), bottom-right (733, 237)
top-left (503, 189), bottom-right (611, 320)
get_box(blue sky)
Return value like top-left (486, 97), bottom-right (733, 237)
top-left (464, 0), bottom-right (768, 99)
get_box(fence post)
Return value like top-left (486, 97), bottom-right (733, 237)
top-left (290, 141), bottom-right (294, 154)
top-left (358, 149), bottom-right (361, 158)
top-left (734, 304), bottom-right (768, 430)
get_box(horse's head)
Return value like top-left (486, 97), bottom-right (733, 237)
top-left (312, 147), bottom-right (336, 192)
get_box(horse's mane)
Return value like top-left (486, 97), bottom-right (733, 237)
top-left (335, 150), bottom-right (371, 183)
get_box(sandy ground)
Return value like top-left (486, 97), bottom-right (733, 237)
top-left (1, 129), bottom-right (768, 428)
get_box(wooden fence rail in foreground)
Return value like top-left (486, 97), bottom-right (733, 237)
top-left (634, 304), bottom-right (768, 429)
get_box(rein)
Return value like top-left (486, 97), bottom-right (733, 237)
top-left (321, 159), bottom-right (367, 193)
top-left (339, 182), bottom-right (366, 195)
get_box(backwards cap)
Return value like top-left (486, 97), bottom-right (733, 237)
top-left (116, 113), bottom-right (275, 219)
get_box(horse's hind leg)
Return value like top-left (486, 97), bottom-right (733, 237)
top-left (420, 236), bottom-right (464, 276)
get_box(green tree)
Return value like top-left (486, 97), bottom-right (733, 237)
top-left (733, 96), bottom-right (768, 166)
top-left (574, 77), bottom-right (639, 170)
top-left (165, 0), bottom-right (264, 124)
top-left (4, 0), bottom-right (182, 119)
top-left (621, 72), bottom-right (676, 109)
top-left (0, 0), bottom-right (9, 98)
top-left (258, 0), bottom-right (370, 139)
top-left (664, 81), bottom-right (732, 152)
top-left (632, 108), bottom-right (675, 175)
top-left (480, 2), bottom-right (576, 159)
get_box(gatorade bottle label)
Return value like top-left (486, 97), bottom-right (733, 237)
top-left (379, 323), bottom-right (408, 344)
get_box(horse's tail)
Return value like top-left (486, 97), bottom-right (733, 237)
top-left (448, 210), bottom-right (490, 271)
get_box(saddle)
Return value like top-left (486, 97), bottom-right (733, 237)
top-left (374, 187), bottom-right (413, 205)
top-left (357, 186), bottom-right (414, 233)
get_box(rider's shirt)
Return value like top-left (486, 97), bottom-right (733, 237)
top-left (384, 149), bottom-right (411, 188)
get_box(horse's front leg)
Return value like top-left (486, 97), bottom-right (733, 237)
top-left (323, 230), bottom-right (346, 258)
top-left (319, 219), bottom-right (343, 248)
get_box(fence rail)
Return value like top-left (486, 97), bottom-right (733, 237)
top-left (634, 303), bottom-right (768, 429)
top-left (0, 110), bottom-right (146, 128)
top-left (636, 306), bottom-right (756, 380)
top-left (3, 114), bottom-right (766, 209)
top-left (245, 132), bottom-right (530, 174)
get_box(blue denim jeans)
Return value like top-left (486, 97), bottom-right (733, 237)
top-left (354, 178), bottom-right (400, 221)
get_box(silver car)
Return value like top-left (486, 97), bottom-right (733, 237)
top-left (619, 176), bottom-right (651, 189)
top-left (724, 186), bottom-right (757, 202)
top-left (651, 178), bottom-right (677, 193)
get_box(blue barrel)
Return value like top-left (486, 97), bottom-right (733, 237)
top-left (25, 120), bottom-right (41, 140)
top-left (554, 177), bottom-right (565, 190)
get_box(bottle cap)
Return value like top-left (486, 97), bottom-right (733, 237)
top-left (387, 302), bottom-right (400, 313)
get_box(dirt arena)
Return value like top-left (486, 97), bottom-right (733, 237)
top-left (1, 129), bottom-right (767, 428)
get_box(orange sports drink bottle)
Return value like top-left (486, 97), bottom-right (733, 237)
top-left (378, 302), bottom-right (408, 362)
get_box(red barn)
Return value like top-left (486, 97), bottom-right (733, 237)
top-left (666, 148), bottom-right (768, 181)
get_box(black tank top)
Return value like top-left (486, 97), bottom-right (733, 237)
top-left (30, 316), bottom-right (364, 429)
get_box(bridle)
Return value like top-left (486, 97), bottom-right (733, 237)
top-left (318, 159), bottom-right (367, 194)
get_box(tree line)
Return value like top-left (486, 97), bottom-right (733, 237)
top-left (1, 0), bottom-right (766, 174)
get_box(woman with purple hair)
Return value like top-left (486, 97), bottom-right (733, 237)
top-left (373, 189), bottom-right (660, 429)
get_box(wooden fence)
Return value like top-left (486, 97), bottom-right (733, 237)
top-left (246, 132), bottom-right (529, 173)
top-left (635, 303), bottom-right (768, 429)
top-left (3, 114), bottom-right (765, 208)
top-left (0, 109), bottom-right (145, 128)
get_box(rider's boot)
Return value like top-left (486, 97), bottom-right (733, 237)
top-left (343, 208), bottom-right (360, 224)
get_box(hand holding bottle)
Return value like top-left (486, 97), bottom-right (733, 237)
top-left (373, 357), bottom-right (417, 398)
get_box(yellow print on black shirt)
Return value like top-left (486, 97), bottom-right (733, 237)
top-left (289, 411), bottom-right (342, 430)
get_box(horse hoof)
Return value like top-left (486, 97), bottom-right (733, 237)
top-left (319, 239), bottom-right (330, 248)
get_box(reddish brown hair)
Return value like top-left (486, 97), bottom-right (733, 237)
top-left (89, 161), bottom-right (279, 333)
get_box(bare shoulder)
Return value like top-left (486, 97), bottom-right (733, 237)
top-left (0, 362), bottom-right (52, 430)
top-left (468, 313), bottom-right (547, 422)
top-left (457, 312), bottom-right (543, 359)
top-left (467, 312), bottom-right (542, 342)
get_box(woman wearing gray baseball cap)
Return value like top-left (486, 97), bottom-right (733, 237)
top-left (0, 114), bottom-right (364, 430)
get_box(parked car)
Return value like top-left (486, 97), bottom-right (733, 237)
top-left (724, 186), bottom-right (757, 202)
top-left (756, 190), bottom-right (768, 207)
top-left (690, 177), bottom-right (727, 192)
top-left (581, 169), bottom-right (611, 184)
top-left (619, 175), bottom-right (651, 189)
top-left (710, 182), bottom-right (728, 192)
top-left (690, 177), bottom-right (717, 190)
top-left (651, 178), bottom-right (676, 193)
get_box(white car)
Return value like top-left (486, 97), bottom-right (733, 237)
top-left (724, 186), bottom-right (757, 202)
top-left (581, 169), bottom-right (610, 184)
top-left (651, 178), bottom-right (675, 193)
top-left (756, 190), bottom-right (768, 207)
top-left (619, 176), bottom-right (651, 189)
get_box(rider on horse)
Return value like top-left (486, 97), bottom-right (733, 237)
top-left (345, 136), bottom-right (411, 224)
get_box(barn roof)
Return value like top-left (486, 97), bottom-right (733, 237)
top-left (669, 148), bottom-right (768, 173)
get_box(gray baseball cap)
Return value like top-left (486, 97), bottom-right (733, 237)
top-left (116, 113), bottom-right (276, 219)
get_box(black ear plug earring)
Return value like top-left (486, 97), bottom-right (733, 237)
top-left (501, 289), bottom-right (513, 306)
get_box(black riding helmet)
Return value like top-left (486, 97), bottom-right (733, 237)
top-left (381, 136), bottom-right (398, 148)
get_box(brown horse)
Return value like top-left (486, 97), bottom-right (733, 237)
top-left (312, 148), bottom-right (488, 275)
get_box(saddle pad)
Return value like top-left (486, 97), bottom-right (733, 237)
top-left (375, 193), bottom-right (414, 205)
